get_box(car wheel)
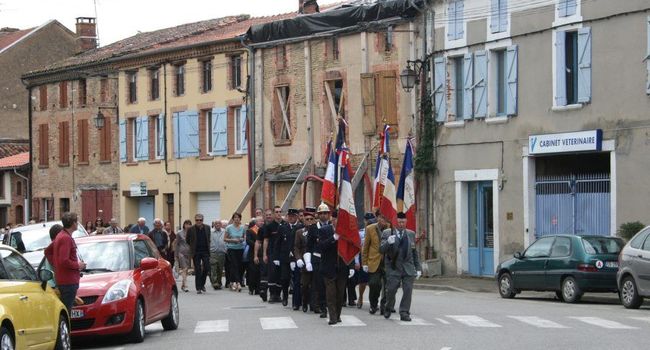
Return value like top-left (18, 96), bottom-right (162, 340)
top-left (0, 326), bottom-right (14, 350)
top-left (498, 273), bottom-right (516, 299)
top-left (555, 291), bottom-right (564, 302)
top-left (561, 276), bottom-right (583, 303)
top-left (54, 314), bottom-right (71, 350)
top-left (161, 292), bottom-right (179, 330)
top-left (128, 300), bottom-right (145, 343)
top-left (620, 276), bottom-right (643, 309)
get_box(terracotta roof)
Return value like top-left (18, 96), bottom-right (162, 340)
top-left (0, 27), bottom-right (36, 53)
top-left (0, 142), bottom-right (29, 159)
top-left (0, 152), bottom-right (29, 170)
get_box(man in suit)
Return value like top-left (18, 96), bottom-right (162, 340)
top-left (186, 214), bottom-right (212, 294)
top-left (380, 212), bottom-right (422, 321)
top-left (129, 217), bottom-right (150, 234)
top-left (294, 207), bottom-right (318, 313)
top-left (363, 211), bottom-right (389, 315)
top-left (276, 208), bottom-right (302, 306)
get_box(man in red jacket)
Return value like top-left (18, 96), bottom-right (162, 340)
top-left (53, 212), bottom-right (86, 313)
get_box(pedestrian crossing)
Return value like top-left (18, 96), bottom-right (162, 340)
top-left (168, 314), bottom-right (648, 334)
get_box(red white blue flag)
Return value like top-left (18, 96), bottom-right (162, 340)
top-left (321, 139), bottom-right (337, 207)
top-left (373, 125), bottom-right (398, 226)
top-left (335, 143), bottom-right (361, 265)
top-left (397, 139), bottom-right (416, 231)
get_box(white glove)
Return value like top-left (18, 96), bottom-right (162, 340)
top-left (306, 263), bottom-right (313, 272)
top-left (296, 259), bottom-right (305, 268)
top-left (387, 235), bottom-right (396, 244)
top-left (416, 271), bottom-right (422, 280)
top-left (273, 260), bottom-right (280, 266)
top-left (333, 233), bottom-right (340, 241)
top-left (363, 265), bottom-right (369, 273)
top-left (303, 253), bottom-right (312, 264)
top-left (290, 262), bottom-right (296, 271)
top-left (349, 269), bottom-right (355, 278)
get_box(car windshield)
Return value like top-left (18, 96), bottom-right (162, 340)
top-left (13, 226), bottom-right (87, 253)
top-left (76, 241), bottom-right (131, 273)
top-left (581, 237), bottom-right (623, 255)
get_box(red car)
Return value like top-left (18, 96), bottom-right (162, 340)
top-left (70, 234), bottom-right (179, 343)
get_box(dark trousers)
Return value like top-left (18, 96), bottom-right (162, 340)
top-left (228, 249), bottom-right (244, 283)
top-left (193, 252), bottom-right (210, 291)
top-left (368, 270), bottom-right (387, 310)
top-left (259, 261), bottom-right (268, 300)
top-left (325, 273), bottom-right (347, 322)
top-left (247, 261), bottom-right (260, 293)
top-left (268, 263), bottom-right (282, 299)
top-left (225, 253), bottom-right (231, 286)
top-left (312, 260), bottom-right (326, 310)
top-left (345, 273), bottom-right (358, 303)
top-left (58, 284), bottom-right (79, 314)
top-left (292, 267), bottom-right (302, 308)
top-left (385, 274), bottom-right (415, 316)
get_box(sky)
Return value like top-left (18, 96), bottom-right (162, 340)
top-left (0, 0), bottom-right (343, 46)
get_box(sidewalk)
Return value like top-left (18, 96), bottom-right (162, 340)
top-left (413, 275), bottom-right (495, 293)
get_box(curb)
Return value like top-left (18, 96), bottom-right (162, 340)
top-left (413, 283), bottom-right (474, 293)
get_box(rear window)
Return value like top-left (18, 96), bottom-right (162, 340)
top-left (582, 237), bottom-right (623, 255)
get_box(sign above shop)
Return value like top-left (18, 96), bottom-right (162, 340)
top-left (130, 181), bottom-right (147, 197)
top-left (529, 129), bottom-right (603, 155)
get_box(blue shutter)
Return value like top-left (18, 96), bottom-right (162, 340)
top-left (462, 53), bottom-right (473, 120)
top-left (211, 108), bottom-right (227, 156)
top-left (434, 57), bottom-right (447, 122)
top-left (558, 0), bottom-right (568, 17)
top-left (506, 45), bottom-right (518, 116)
top-left (240, 105), bottom-right (248, 152)
top-left (473, 51), bottom-right (487, 118)
top-left (119, 120), bottom-right (126, 162)
top-left (455, 0), bottom-right (464, 40)
top-left (577, 27), bottom-right (592, 103)
top-left (447, 1), bottom-right (456, 40)
top-left (555, 31), bottom-right (567, 106)
top-left (647, 16), bottom-right (650, 94)
top-left (490, 0), bottom-right (499, 33)
top-left (566, 0), bottom-right (577, 17)
top-left (499, 0), bottom-right (508, 33)
top-left (182, 111), bottom-right (200, 158)
top-left (135, 116), bottom-right (148, 161)
top-left (157, 114), bottom-right (165, 159)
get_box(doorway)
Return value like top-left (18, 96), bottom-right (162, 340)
top-left (468, 181), bottom-right (494, 276)
top-left (137, 197), bottom-right (155, 225)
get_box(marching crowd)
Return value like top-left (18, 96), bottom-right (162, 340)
top-left (127, 203), bottom-right (423, 325)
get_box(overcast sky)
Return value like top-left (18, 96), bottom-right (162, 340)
top-left (0, 0), bottom-right (342, 46)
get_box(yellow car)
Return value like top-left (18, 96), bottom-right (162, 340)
top-left (0, 244), bottom-right (71, 350)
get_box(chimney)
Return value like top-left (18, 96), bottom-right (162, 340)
top-left (302, 0), bottom-right (320, 14)
top-left (75, 17), bottom-right (97, 52)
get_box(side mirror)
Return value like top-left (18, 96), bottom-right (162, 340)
top-left (514, 252), bottom-right (524, 259)
top-left (140, 257), bottom-right (158, 270)
top-left (39, 269), bottom-right (53, 282)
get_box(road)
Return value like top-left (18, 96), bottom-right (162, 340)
top-left (73, 277), bottom-right (650, 350)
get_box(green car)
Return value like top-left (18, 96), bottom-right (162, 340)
top-left (496, 235), bottom-right (623, 303)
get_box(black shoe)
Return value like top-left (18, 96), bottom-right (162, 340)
top-left (261, 294), bottom-right (267, 302)
top-left (293, 305), bottom-right (300, 311)
top-left (348, 301), bottom-right (356, 307)
top-left (313, 308), bottom-right (321, 314)
top-left (320, 311), bottom-right (328, 318)
top-left (249, 290), bottom-right (254, 295)
top-left (197, 290), bottom-right (203, 294)
top-left (390, 309), bottom-right (396, 313)
top-left (369, 306), bottom-right (378, 315)
top-left (383, 310), bottom-right (391, 319)
top-left (302, 305), bottom-right (308, 313)
top-left (202, 288), bottom-right (207, 293)
top-left (380, 306), bottom-right (385, 315)
top-left (400, 315), bottom-right (412, 322)
top-left (336, 318), bottom-right (342, 323)
top-left (328, 320), bottom-right (337, 325)
top-left (282, 299), bottom-right (288, 307)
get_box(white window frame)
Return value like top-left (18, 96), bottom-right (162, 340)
top-left (486, 40), bottom-right (513, 120)
top-left (487, 0), bottom-right (510, 42)
top-left (445, 0), bottom-right (467, 50)
top-left (553, 0), bottom-right (582, 27)
top-left (451, 55), bottom-right (466, 121)
top-left (154, 115), bottom-right (164, 160)
top-left (131, 118), bottom-right (138, 161)
top-left (551, 24), bottom-right (584, 109)
top-left (205, 109), bottom-right (215, 155)
top-left (234, 107), bottom-right (245, 154)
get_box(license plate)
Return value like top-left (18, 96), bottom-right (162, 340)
top-left (71, 309), bottom-right (84, 319)
top-left (605, 261), bottom-right (619, 268)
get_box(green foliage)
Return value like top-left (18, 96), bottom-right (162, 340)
top-left (414, 84), bottom-right (435, 173)
top-left (618, 221), bottom-right (645, 241)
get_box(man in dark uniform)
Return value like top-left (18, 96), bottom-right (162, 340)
top-left (276, 208), bottom-right (302, 307)
top-left (302, 205), bottom-right (328, 317)
top-left (267, 206), bottom-right (284, 303)
top-left (254, 208), bottom-right (273, 301)
top-left (294, 207), bottom-right (317, 312)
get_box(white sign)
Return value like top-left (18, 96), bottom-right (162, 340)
top-left (529, 130), bottom-right (602, 155)
top-left (130, 182), bottom-right (147, 197)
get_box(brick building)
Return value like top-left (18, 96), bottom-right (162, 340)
top-left (0, 142), bottom-right (30, 226)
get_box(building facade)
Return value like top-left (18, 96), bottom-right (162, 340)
top-left (429, 0), bottom-right (650, 275)
top-left (0, 145), bottom-right (30, 226)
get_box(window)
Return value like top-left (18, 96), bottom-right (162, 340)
top-left (0, 249), bottom-right (37, 281)
top-left (234, 107), bottom-right (247, 154)
top-left (201, 60), bottom-right (212, 93)
top-left (550, 237), bottom-right (572, 257)
top-left (172, 111), bottom-right (200, 158)
top-left (154, 115), bottom-right (165, 159)
top-left (384, 27), bottom-right (393, 52)
top-left (447, 0), bottom-right (464, 41)
top-left (60, 198), bottom-right (70, 214)
top-left (453, 57), bottom-right (465, 120)
top-left (630, 228), bottom-right (650, 249)
top-left (324, 79), bottom-right (346, 127)
top-left (100, 118), bottom-right (112, 162)
top-left (16, 181), bottom-right (22, 197)
top-left (643, 235), bottom-right (650, 252)
top-left (127, 72), bottom-right (137, 103)
top-left (496, 50), bottom-right (507, 115)
top-left (58, 121), bottom-right (70, 165)
top-left (59, 81), bottom-right (68, 108)
top-left (150, 69), bottom-right (160, 100)
top-left (230, 55), bottom-right (241, 89)
top-left (78, 79), bottom-right (87, 106)
top-left (555, 28), bottom-right (591, 106)
top-left (38, 124), bottom-right (49, 167)
top-left (39, 85), bottom-right (47, 111)
top-left (490, 0), bottom-right (508, 34)
top-left (558, 0), bottom-right (577, 18)
top-left (100, 78), bottom-right (109, 103)
top-left (524, 237), bottom-right (554, 258)
top-left (133, 117), bottom-right (149, 161)
top-left (78, 119), bottom-right (89, 163)
top-left (272, 86), bottom-right (291, 141)
top-left (207, 109), bottom-right (227, 156)
top-left (331, 37), bottom-right (339, 60)
top-left (133, 240), bottom-right (153, 267)
top-left (206, 110), bottom-right (214, 154)
top-left (175, 64), bottom-right (185, 96)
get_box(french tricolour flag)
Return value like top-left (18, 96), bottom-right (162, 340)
top-left (321, 139), bottom-right (337, 207)
top-left (397, 139), bottom-right (416, 231)
top-left (373, 125), bottom-right (397, 226)
top-left (335, 147), bottom-right (361, 265)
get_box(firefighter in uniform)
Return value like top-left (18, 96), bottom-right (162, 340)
top-left (267, 206), bottom-right (284, 303)
top-left (254, 209), bottom-right (273, 302)
top-left (294, 207), bottom-right (316, 312)
top-left (276, 208), bottom-right (302, 307)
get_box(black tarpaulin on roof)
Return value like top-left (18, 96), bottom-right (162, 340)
top-left (246, 0), bottom-right (425, 43)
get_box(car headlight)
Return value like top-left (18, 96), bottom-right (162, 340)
top-left (101, 280), bottom-right (132, 304)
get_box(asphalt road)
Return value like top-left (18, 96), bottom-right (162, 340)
top-left (73, 277), bottom-right (650, 350)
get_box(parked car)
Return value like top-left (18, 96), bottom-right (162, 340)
top-left (2, 221), bottom-right (88, 268)
top-left (617, 226), bottom-right (650, 309)
top-left (69, 234), bottom-right (178, 343)
top-left (0, 244), bottom-right (71, 350)
top-left (496, 235), bottom-right (623, 303)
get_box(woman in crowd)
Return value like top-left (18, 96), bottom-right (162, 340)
top-left (224, 212), bottom-right (245, 292)
top-left (84, 221), bottom-right (95, 233)
top-left (164, 221), bottom-right (176, 267)
top-left (174, 220), bottom-right (192, 292)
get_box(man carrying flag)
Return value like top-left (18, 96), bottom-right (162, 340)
top-left (373, 125), bottom-right (398, 227)
top-left (397, 139), bottom-right (416, 232)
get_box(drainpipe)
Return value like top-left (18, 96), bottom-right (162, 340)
top-left (240, 36), bottom-right (256, 217)
top-left (162, 63), bottom-right (182, 228)
top-left (23, 81), bottom-right (33, 222)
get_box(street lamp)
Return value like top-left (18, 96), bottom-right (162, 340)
top-left (94, 110), bottom-right (106, 129)
top-left (400, 67), bottom-right (418, 92)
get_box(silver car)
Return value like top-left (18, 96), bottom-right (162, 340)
top-left (617, 226), bottom-right (650, 309)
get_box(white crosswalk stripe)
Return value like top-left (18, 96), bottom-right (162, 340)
top-left (569, 317), bottom-right (637, 329)
top-left (332, 315), bottom-right (366, 327)
top-left (260, 317), bottom-right (298, 330)
top-left (436, 318), bottom-right (450, 325)
top-left (194, 320), bottom-right (230, 333)
top-left (388, 315), bottom-right (434, 326)
top-left (629, 317), bottom-right (650, 323)
top-left (446, 315), bottom-right (501, 328)
top-left (508, 316), bottom-right (568, 329)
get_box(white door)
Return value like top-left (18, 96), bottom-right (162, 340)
top-left (138, 197), bottom-right (155, 225)
top-left (197, 192), bottom-right (221, 225)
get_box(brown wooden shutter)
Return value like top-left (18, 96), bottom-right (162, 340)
top-left (39, 124), bottom-right (49, 167)
top-left (361, 73), bottom-right (376, 135)
top-left (227, 108), bottom-right (235, 155)
top-left (78, 119), bottom-right (89, 163)
top-left (100, 121), bottom-right (111, 162)
top-left (39, 86), bottom-right (48, 111)
top-left (374, 71), bottom-right (398, 131)
top-left (58, 122), bottom-right (69, 165)
top-left (59, 82), bottom-right (68, 108)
